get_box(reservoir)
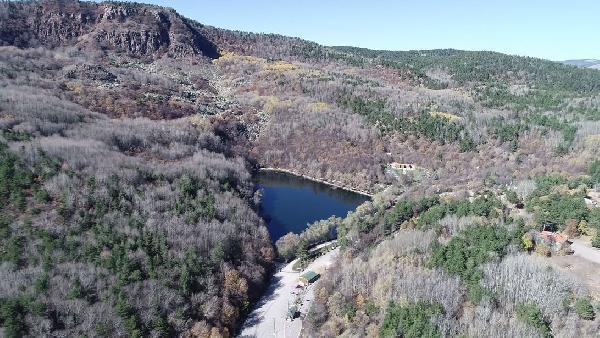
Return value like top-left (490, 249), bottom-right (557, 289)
top-left (256, 170), bottom-right (370, 241)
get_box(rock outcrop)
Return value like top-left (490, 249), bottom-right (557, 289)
top-left (0, 0), bottom-right (218, 59)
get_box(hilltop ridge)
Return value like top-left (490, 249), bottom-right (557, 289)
top-left (0, 0), bottom-right (218, 58)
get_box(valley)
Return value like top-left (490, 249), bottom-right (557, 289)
top-left (0, 1), bottom-right (599, 337)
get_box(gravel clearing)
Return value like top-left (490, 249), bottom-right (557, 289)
top-left (239, 246), bottom-right (338, 338)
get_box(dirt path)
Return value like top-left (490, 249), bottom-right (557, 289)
top-left (570, 239), bottom-right (600, 265)
top-left (549, 239), bottom-right (600, 300)
top-left (239, 246), bottom-right (339, 338)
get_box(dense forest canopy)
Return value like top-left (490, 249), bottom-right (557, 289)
top-left (334, 47), bottom-right (600, 91)
top-left (0, 1), bottom-right (599, 337)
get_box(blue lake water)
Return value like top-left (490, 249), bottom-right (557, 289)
top-left (256, 171), bottom-right (370, 242)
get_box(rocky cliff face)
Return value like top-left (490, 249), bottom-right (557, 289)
top-left (0, 1), bottom-right (218, 59)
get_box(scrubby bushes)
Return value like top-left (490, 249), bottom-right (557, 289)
top-left (384, 196), bottom-right (440, 230)
top-left (275, 217), bottom-right (340, 261)
top-left (590, 207), bottom-right (600, 248)
top-left (339, 96), bottom-right (474, 148)
top-left (175, 173), bottom-right (217, 223)
top-left (574, 298), bottom-right (596, 320)
top-left (522, 172), bottom-right (598, 232)
top-left (505, 189), bottom-right (521, 205)
top-left (429, 224), bottom-right (517, 303)
top-left (1, 3), bottom-right (599, 336)
top-left (0, 111), bottom-right (274, 336)
top-left (516, 303), bottom-right (552, 337)
top-left (304, 183), bottom-right (599, 337)
top-left (274, 233), bottom-right (301, 262)
top-left (0, 143), bottom-right (37, 211)
top-left (482, 254), bottom-right (582, 328)
top-left (303, 226), bottom-right (464, 337)
top-left (379, 301), bottom-right (444, 338)
top-left (0, 298), bottom-right (28, 338)
top-left (528, 194), bottom-right (589, 231)
top-left (589, 160), bottom-right (600, 186)
top-left (391, 194), bottom-right (501, 230)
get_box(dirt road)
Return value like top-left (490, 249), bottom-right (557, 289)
top-left (546, 238), bottom-right (600, 300)
top-left (571, 239), bottom-right (600, 265)
top-left (239, 246), bottom-right (338, 338)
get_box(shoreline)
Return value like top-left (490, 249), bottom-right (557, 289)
top-left (258, 167), bottom-right (374, 197)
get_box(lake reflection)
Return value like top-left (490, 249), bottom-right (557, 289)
top-left (256, 171), bottom-right (370, 241)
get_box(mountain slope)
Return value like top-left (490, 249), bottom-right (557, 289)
top-left (339, 47), bottom-right (600, 91)
top-left (0, 1), bottom-right (599, 337)
top-left (563, 59), bottom-right (600, 69)
top-left (0, 1), bottom-right (218, 58)
top-left (0, 2), bottom-right (273, 337)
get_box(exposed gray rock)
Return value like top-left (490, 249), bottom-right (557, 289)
top-left (0, 1), bottom-right (218, 59)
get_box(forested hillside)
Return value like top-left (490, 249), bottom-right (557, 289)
top-left (0, 1), bottom-right (599, 337)
top-left (0, 2), bottom-right (275, 336)
top-left (0, 46), bottom-right (275, 336)
top-left (563, 59), bottom-right (600, 70)
top-left (301, 167), bottom-right (600, 337)
top-left (206, 34), bottom-right (599, 194)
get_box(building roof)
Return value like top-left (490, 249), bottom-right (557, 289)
top-left (539, 231), bottom-right (569, 243)
top-left (390, 162), bottom-right (415, 170)
top-left (300, 270), bottom-right (319, 281)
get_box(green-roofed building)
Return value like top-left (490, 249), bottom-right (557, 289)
top-left (299, 270), bottom-right (320, 285)
top-left (287, 305), bottom-right (298, 319)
